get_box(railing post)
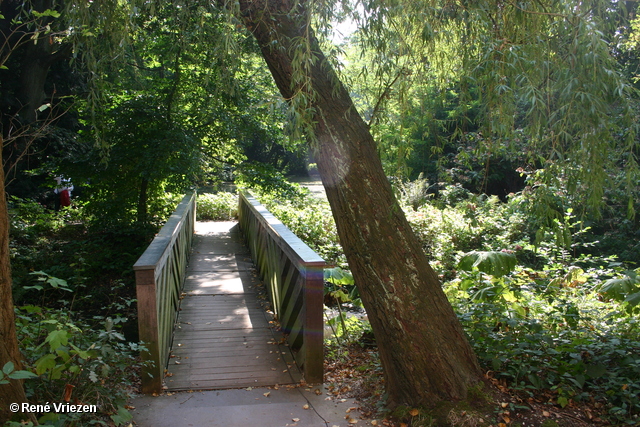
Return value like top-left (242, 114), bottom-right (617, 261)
top-left (135, 268), bottom-right (163, 394)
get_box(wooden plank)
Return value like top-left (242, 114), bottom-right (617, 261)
top-left (186, 254), bottom-right (253, 272)
top-left (183, 271), bottom-right (261, 295)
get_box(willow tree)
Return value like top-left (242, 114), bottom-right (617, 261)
top-left (218, 0), bottom-right (638, 408)
top-left (224, 0), bottom-right (484, 406)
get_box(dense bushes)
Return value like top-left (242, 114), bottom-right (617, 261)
top-left (255, 177), bottom-right (640, 424)
top-left (196, 192), bottom-right (238, 221)
top-left (6, 195), bottom-right (181, 426)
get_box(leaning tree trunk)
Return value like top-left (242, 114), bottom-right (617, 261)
top-left (0, 137), bottom-right (33, 423)
top-left (233, 0), bottom-right (481, 406)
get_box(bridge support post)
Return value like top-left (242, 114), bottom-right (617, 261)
top-left (135, 269), bottom-right (163, 394)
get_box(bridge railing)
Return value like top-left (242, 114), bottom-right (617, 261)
top-left (134, 191), bottom-right (196, 394)
top-left (238, 192), bottom-right (326, 383)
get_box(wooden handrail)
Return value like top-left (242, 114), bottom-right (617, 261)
top-left (134, 191), bottom-right (196, 394)
top-left (238, 191), bottom-right (326, 383)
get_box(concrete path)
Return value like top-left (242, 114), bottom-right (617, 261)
top-left (130, 385), bottom-right (372, 427)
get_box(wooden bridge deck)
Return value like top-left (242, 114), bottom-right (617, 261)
top-left (164, 221), bottom-right (302, 391)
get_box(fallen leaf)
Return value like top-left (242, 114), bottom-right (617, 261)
top-left (543, 411), bottom-right (550, 417)
top-left (409, 408), bottom-right (419, 416)
top-left (292, 418), bottom-right (300, 422)
top-left (63, 384), bottom-right (74, 402)
top-left (371, 421), bottom-right (378, 426)
top-left (263, 392), bottom-right (270, 397)
top-left (303, 404), bottom-right (309, 410)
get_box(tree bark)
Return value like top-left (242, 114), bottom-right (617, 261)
top-left (0, 136), bottom-right (33, 423)
top-left (233, 0), bottom-right (482, 406)
top-left (17, 0), bottom-right (58, 124)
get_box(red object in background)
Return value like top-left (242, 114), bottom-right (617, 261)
top-left (59, 189), bottom-right (71, 207)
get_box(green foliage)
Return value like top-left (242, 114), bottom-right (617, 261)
top-left (403, 186), bottom-right (526, 275)
top-left (599, 270), bottom-right (640, 313)
top-left (263, 175), bottom-right (640, 423)
top-left (8, 195), bottom-right (169, 313)
top-left (236, 163), bottom-right (309, 202)
top-left (0, 362), bottom-right (38, 385)
top-left (12, 299), bottom-right (139, 426)
top-left (458, 251), bottom-right (517, 278)
top-left (261, 195), bottom-right (345, 267)
top-left (447, 253), bottom-right (640, 423)
top-left (323, 266), bottom-right (369, 346)
top-left (196, 192), bottom-right (238, 221)
top-left (392, 173), bottom-right (433, 211)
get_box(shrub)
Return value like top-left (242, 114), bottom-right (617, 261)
top-left (196, 192), bottom-right (238, 220)
top-left (11, 301), bottom-right (139, 426)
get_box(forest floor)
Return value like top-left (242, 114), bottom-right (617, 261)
top-left (324, 344), bottom-right (614, 427)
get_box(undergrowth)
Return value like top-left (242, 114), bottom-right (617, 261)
top-left (255, 176), bottom-right (640, 425)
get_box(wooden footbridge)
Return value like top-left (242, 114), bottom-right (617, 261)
top-left (133, 192), bottom-right (326, 394)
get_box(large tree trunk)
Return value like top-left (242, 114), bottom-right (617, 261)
top-left (17, 0), bottom-right (57, 124)
top-left (0, 136), bottom-right (32, 423)
top-left (233, 0), bottom-right (482, 406)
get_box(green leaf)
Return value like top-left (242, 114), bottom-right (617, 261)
top-left (586, 364), bottom-right (607, 379)
top-left (2, 361), bottom-right (15, 375)
top-left (9, 370), bottom-right (38, 380)
top-left (624, 291), bottom-right (640, 307)
top-left (600, 276), bottom-right (638, 300)
top-left (35, 354), bottom-right (56, 375)
top-left (557, 396), bottom-right (569, 408)
top-left (110, 406), bottom-right (133, 425)
top-left (458, 251), bottom-right (517, 278)
top-left (45, 329), bottom-right (68, 351)
top-left (31, 9), bottom-right (61, 18)
top-left (70, 343), bottom-right (90, 360)
top-left (324, 267), bottom-right (354, 285)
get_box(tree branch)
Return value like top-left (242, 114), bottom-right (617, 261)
top-left (367, 68), bottom-right (404, 128)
